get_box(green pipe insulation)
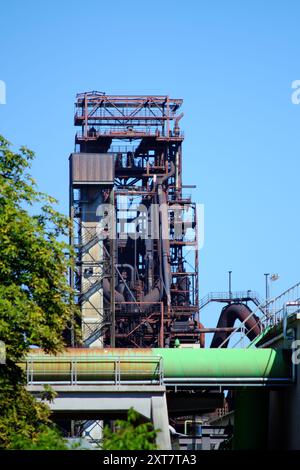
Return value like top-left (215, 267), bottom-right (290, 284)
top-left (22, 348), bottom-right (292, 384)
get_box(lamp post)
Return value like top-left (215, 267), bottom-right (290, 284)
top-left (228, 271), bottom-right (232, 300)
top-left (264, 273), bottom-right (270, 315)
top-left (264, 273), bottom-right (279, 316)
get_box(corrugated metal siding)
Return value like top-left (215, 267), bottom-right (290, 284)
top-left (70, 153), bottom-right (114, 184)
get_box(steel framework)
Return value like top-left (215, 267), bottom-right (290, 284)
top-left (69, 92), bottom-right (200, 348)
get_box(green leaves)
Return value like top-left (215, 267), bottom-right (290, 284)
top-left (0, 362), bottom-right (52, 449)
top-left (0, 135), bottom-right (79, 360)
top-left (8, 425), bottom-right (69, 450)
top-left (0, 135), bottom-right (80, 448)
top-left (102, 408), bottom-right (158, 450)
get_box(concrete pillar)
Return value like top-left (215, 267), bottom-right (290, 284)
top-left (201, 433), bottom-right (211, 450)
top-left (268, 390), bottom-right (285, 449)
top-left (233, 388), bottom-right (269, 450)
top-left (151, 394), bottom-right (171, 450)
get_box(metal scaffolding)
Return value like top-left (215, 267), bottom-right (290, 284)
top-left (69, 92), bottom-right (200, 348)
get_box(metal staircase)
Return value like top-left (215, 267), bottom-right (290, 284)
top-left (82, 316), bottom-right (111, 347)
top-left (75, 234), bottom-right (101, 255)
top-left (80, 278), bottom-right (103, 303)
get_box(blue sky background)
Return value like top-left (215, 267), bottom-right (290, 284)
top-left (0, 0), bottom-right (299, 335)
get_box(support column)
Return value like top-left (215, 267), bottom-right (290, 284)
top-left (233, 388), bottom-right (269, 450)
top-left (151, 394), bottom-right (171, 450)
top-left (110, 189), bottom-right (115, 348)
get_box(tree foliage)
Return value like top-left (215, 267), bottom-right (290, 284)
top-left (0, 135), bottom-right (78, 360)
top-left (0, 364), bottom-right (52, 448)
top-left (8, 425), bottom-right (69, 450)
top-left (0, 135), bottom-right (79, 448)
top-left (102, 408), bottom-right (158, 450)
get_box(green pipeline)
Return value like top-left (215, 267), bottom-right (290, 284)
top-left (22, 348), bottom-right (292, 384)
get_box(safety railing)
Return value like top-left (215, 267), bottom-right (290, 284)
top-left (76, 129), bottom-right (184, 139)
top-left (169, 193), bottom-right (192, 202)
top-left (200, 291), bottom-right (262, 310)
top-left (109, 145), bottom-right (138, 153)
top-left (25, 355), bottom-right (164, 386)
top-left (218, 281), bottom-right (300, 348)
top-left (263, 282), bottom-right (300, 327)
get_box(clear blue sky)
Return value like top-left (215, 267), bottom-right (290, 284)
top-left (1, 0), bottom-right (299, 331)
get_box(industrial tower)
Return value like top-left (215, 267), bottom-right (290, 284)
top-left (69, 92), bottom-right (201, 348)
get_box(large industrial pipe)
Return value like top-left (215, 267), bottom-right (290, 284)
top-left (103, 277), bottom-right (161, 313)
top-left (197, 321), bottom-right (205, 348)
top-left (23, 348), bottom-right (290, 384)
top-left (174, 112), bottom-right (184, 136)
top-left (158, 188), bottom-right (171, 305)
top-left (143, 283), bottom-right (161, 304)
top-left (210, 303), bottom-right (262, 348)
top-left (102, 161), bottom-right (174, 311)
top-left (157, 162), bottom-right (175, 305)
top-left (159, 161), bottom-right (175, 186)
top-left (102, 278), bottom-right (125, 303)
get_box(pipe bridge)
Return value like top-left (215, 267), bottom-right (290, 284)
top-left (23, 348), bottom-right (292, 450)
top-left (23, 348), bottom-right (292, 388)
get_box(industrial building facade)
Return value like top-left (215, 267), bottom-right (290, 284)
top-left (69, 92), bottom-right (201, 349)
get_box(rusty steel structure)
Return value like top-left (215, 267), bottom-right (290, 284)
top-left (69, 92), bottom-right (201, 348)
